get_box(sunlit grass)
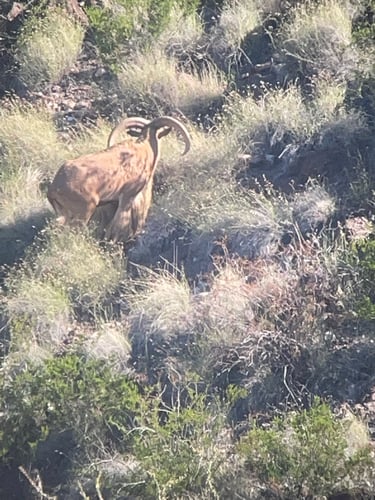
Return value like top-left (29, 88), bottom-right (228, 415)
top-left (118, 48), bottom-right (225, 115)
top-left (32, 226), bottom-right (123, 305)
top-left (222, 79), bottom-right (365, 155)
top-left (156, 7), bottom-right (204, 58)
top-left (0, 167), bottom-right (47, 224)
top-left (16, 7), bottom-right (85, 90)
top-left (0, 102), bottom-right (66, 173)
top-left (125, 268), bottom-right (193, 337)
top-left (277, 0), bottom-right (362, 79)
top-left (219, 0), bottom-right (260, 50)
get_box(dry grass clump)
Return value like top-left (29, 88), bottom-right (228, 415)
top-left (277, 0), bottom-right (363, 79)
top-left (118, 49), bottom-right (225, 115)
top-left (196, 264), bottom-right (255, 342)
top-left (125, 256), bottom-right (296, 355)
top-left (81, 320), bottom-right (132, 371)
top-left (6, 277), bottom-right (72, 351)
top-left (159, 124), bottom-right (237, 184)
top-left (152, 177), bottom-right (289, 261)
top-left (5, 226), bottom-right (123, 351)
top-left (31, 226), bottom-right (123, 305)
top-left (0, 102), bottom-right (68, 223)
top-left (156, 7), bottom-right (204, 60)
top-left (291, 184), bottom-right (336, 236)
top-left (218, 0), bottom-right (260, 51)
top-left (65, 119), bottom-right (113, 157)
top-left (0, 102), bottom-right (65, 172)
top-left (223, 78), bottom-right (365, 158)
top-left (0, 167), bottom-right (47, 224)
top-left (126, 268), bottom-right (193, 338)
top-left (15, 7), bottom-right (85, 90)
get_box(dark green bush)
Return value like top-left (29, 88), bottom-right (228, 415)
top-left (0, 354), bottom-right (142, 463)
top-left (131, 386), bottom-right (226, 499)
top-left (238, 398), bottom-right (372, 498)
top-left (87, 0), bottom-right (200, 69)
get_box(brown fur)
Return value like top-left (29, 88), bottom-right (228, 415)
top-left (100, 117), bottom-right (187, 242)
top-left (47, 116), bottom-right (190, 242)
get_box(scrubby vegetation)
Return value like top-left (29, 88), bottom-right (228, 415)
top-left (0, 0), bottom-right (375, 498)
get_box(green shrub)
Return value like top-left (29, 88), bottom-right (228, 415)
top-left (352, 0), bottom-right (375, 48)
top-left (15, 7), bottom-right (85, 90)
top-left (238, 398), bottom-right (373, 497)
top-left (0, 354), bottom-right (142, 463)
top-left (87, 0), bottom-right (199, 69)
top-left (132, 386), bottom-right (227, 499)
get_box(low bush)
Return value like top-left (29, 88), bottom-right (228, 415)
top-left (87, 0), bottom-right (200, 69)
top-left (0, 354), bottom-right (142, 464)
top-left (130, 385), bottom-right (228, 499)
top-left (238, 398), bottom-right (373, 498)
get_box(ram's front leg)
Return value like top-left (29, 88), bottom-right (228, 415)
top-left (131, 180), bottom-right (153, 236)
top-left (105, 205), bottom-right (133, 242)
top-left (105, 176), bottom-right (147, 242)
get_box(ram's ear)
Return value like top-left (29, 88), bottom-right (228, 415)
top-left (107, 117), bottom-right (150, 148)
top-left (157, 126), bottom-right (172, 139)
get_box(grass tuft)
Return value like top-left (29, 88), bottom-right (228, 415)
top-left (0, 102), bottom-right (68, 224)
top-left (219, 0), bottom-right (260, 51)
top-left (277, 0), bottom-right (363, 79)
top-left (126, 268), bottom-right (192, 337)
top-left (5, 226), bottom-right (124, 351)
top-left (118, 49), bottom-right (225, 115)
top-left (156, 7), bottom-right (204, 59)
top-left (15, 7), bottom-right (85, 90)
top-left (0, 101), bottom-right (65, 172)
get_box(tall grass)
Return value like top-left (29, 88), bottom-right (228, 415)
top-left (16, 7), bottom-right (85, 90)
top-left (0, 102), bottom-right (65, 172)
top-left (5, 226), bottom-right (124, 352)
top-left (156, 7), bottom-right (204, 59)
top-left (219, 0), bottom-right (260, 50)
top-left (118, 49), bottom-right (225, 115)
top-left (222, 78), bottom-right (365, 156)
top-left (277, 0), bottom-right (362, 79)
top-left (0, 102), bottom-right (67, 223)
top-left (0, 167), bottom-right (46, 223)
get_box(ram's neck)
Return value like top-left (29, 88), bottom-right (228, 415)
top-left (146, 127), bottom-right (160, 175)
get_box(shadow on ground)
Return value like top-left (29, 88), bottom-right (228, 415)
top-left (0, 211), bottom-right (51, 278)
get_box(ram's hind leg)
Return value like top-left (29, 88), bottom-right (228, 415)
top-left (105, 206), bottom-right (133, 242)
top-left (48, 189), bottom-right (97, 227)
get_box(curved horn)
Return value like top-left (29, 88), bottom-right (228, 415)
top-left (107, 117), bottom-right (150, 148)
top-left (146, 116), bottom-right (191, 156)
